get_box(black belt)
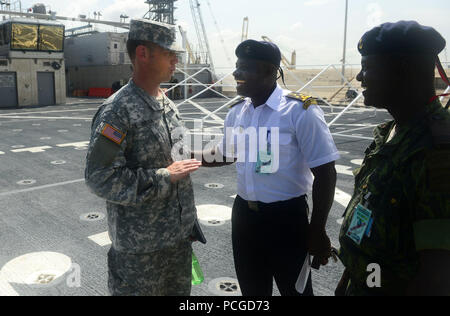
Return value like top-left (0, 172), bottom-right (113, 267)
top-left (247, 201), bottom-right (259, 212)
top-left (240, 195), bottom-right (307, 212)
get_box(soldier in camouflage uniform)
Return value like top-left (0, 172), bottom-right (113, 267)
top-left (85, 19), bottom-right (202, 296)
top-left (336, 21), bottom-right (450, 296)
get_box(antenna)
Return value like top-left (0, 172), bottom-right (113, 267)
top-left (241, 17), bottom-right (249, 42)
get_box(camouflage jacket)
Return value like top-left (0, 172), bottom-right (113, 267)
top-left (339, 101), bottom-right (450, 295)
top-left (85, 79), bottom-right (197, 254)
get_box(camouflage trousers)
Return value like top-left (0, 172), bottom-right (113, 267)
top-left (107, 240), bottom-right (192, 296)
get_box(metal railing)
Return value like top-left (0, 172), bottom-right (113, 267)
top-left (166, 62), bottom-right (449, 138)
top-left (440, 85), bottom-right (450, 102)
top-left (171, 64), bottom-right (369, 128)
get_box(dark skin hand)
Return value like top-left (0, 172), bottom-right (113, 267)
top-left (309, 162), bottom-right (337, 266)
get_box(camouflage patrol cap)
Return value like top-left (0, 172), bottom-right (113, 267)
top-left (128, 19), bottom-right (183, 52)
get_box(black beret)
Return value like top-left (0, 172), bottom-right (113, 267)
top-left (358, 21), bottom-right (446, 56)
top-left (235, 40), bottom-right (282, 68)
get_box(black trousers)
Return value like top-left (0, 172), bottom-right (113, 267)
top-left (232, 195), bottom-right (314, 296)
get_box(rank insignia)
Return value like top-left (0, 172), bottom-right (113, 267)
top-left (287, 92), bottom-right (318, 110)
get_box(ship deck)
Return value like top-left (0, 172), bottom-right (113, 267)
top-left (0, 97), bottom-right (393, 296)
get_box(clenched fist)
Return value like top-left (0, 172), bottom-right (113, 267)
top-left (308, 227), bottom-right (332, 266)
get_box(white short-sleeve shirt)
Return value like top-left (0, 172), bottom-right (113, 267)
top-left (218, 85), bottom-right (340, 203)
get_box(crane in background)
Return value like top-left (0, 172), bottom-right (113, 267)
top-left (205, 0), bottom-right (232, 68)
top-left (178, 25), bottom-right (198, 64)
top-left (189, 0), bottom-right (215, 76)
top-left (261, 35), bottom-right (296, 70)
top-left (241, 17), bottom-right (249, 42)
top-left (2, 0), bottom-right (232, 75)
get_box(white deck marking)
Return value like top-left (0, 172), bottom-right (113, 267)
top-left (11, 146), bottom-right (52, 153)
top-left (0, 108), bottom-right (98, 117)
top-left (56, 141), bottom-right (90, 149)
top-left (0, 179), bottom-right (84, 197)
top-left (332, 133), bottom-right (373, 141)
top-left (351, 159), bottom-right (364, 166)
top-left (0, 119), bottom-right (44, 125)
top-left (329, 123), bottom-right (376, 127)
top-left (335, 165), bottom-right (354, 176)
top-left (334, 187), bottom-right (352, 207)
top-left (335, 187), bottom-right (352, 226)
top-left (333, 125), bottom-right (376, 135)
top-left (0, 115), bottom-right (92, 120)
top-left (197, 204), bottom-right (232, 223)
top-left (88, 232), bottom-right (112, 247)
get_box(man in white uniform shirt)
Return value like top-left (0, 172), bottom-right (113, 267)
top-left (196, 40), bottom-right (339, 296)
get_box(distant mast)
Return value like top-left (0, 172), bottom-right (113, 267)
top-left (144, 0), bottom-right (177, 25)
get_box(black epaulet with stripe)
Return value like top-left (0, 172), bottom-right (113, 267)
top-left (228, 97), bottom-right (246, 109)
top-left (286, 92), bottom-right (318, 110)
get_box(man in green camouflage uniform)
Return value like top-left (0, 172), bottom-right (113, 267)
top-left (336, 21), bottom-right (450, 296)
top-left (85, 19), bottom-right (202, 296)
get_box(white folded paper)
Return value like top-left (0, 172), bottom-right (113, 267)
top-left (295, 253), bottom-right (311, 294)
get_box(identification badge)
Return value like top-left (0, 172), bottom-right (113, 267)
top-left (346, 204), bottom-right (372, 245)
top-left (255, 129), bottom-right (273, 174)
top-left (255, 150), bottom-right (273, 174)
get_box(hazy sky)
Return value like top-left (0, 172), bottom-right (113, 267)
top-left (14, 0), bottom-right (450, 69)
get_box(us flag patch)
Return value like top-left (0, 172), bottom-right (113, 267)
top-left (101, 123), bottom-right (125, 145)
